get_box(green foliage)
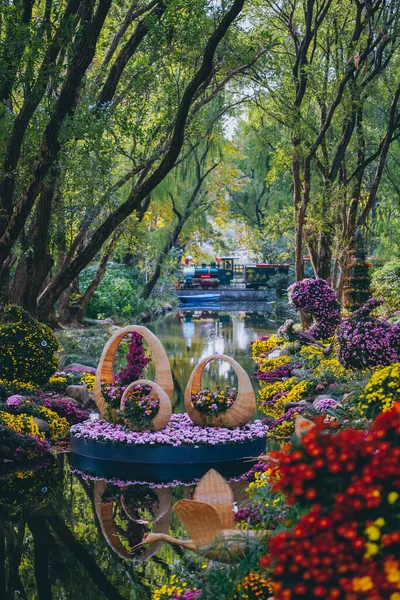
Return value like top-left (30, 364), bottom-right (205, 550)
top-left (79, 262), bottom-right (145, 319)
top-left (0, 425), bottom-right (50, 466)
top-left (0, 305), bottom-right (58, 385)
top-left (0, 459), bottom-right (62, 518)
top-left (372, 261), bottom-right (400, 316)
top-left (160, 537), bottom-right (268, 600)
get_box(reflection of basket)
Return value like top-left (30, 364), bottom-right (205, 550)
top-left (94, 325), bottom-right (174, 417)
top-left (184, 354), bottom-right (256, 428)
top-left (120, 379), bottom-right (172, 431)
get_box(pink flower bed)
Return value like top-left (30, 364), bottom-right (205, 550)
top-left (70, 413), bottom-right (268, 447)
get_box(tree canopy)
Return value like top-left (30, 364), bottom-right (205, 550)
top-left (1, 0), bottom-right (399, 321)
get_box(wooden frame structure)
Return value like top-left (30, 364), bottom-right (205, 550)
top-left (120, 379), bottom-right (172, 431)
top-left (184, 353), bottom-right (256, 427)
top-left (94, 325), bottom-right (174, 417)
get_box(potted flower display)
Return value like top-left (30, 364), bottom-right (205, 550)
top-left (190, 385), bottom-right (237, 421)
top-left (120, 383), bottom-right (160, 431)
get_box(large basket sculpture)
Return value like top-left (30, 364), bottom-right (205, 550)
top-left (184, 353), bottom-right (256, 427)
top-left (94, 325), bottom-right (174, 418)
top-left (120, 379), bottom-right (172, 431)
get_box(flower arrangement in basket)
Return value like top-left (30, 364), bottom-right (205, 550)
top-left (120, 383), bottom-right (160, 430)
top-left (94, 326), bottom-right (174, 430)
top-left (190, 385), bottom-right (237, 416)
top-left (95, 331), bottom-right (151, 421)
top-left (184, 353), bottom-right (256, 428)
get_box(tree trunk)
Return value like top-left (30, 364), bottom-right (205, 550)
top-left (58, 277), bottom-right (80, 325)
top-left (20, 167), bottom-right (58, 315)
top-left (336, 251), bottom-right (348, 304)
top-left (0, 254), bottom-right (16, 305)
top-left (140, 218), bottom-right (183, 300)
top-left (316, 229), bottom-right (333, 282)
top-left (332, 253), bottom-right (340, 292)
top-left (28, 518), bottom-right (52, 600)
top-left (0, 528), bottom-right (5, 600)
top-left (9, 255), bottom-right (27, 305)
top-left (293, 150), bottom-right (305, 282)
top-left (75, 231), bottom-right (120, 322)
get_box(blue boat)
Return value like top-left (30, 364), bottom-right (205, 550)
top-left (178, 294), bottom-right (221, 304)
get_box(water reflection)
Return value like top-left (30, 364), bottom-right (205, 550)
top-left (0, 455), bottom-right (250, 599)
top-left (146, 311), bottom-right (279, 410)
top-left (2, 310), bottom-right (286, 598)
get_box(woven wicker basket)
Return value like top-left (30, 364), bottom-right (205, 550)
top-left (94, 325), bottom-right (174, 417)
top-left (120, 379), bottom-right (172, 432)
top-left (184, 353), bottom-right (256, 427)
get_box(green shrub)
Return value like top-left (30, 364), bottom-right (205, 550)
top-left (79, 262), bottom-right (145, 319)
top-left (372, 261), bottom-right (400, 316)
top-left (0, 305), bottom-right (58, 385)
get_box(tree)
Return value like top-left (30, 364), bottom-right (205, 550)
top-left (140, 141), bottom-right (220, 299)
top-left (247, 0), bottom-right (400, 288)
top-left (0, 0), bottom-right (263, 320)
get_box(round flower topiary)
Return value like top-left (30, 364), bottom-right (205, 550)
top-left (287, 278), bottom-right (341, 340)
top-left (0, 305), bottom-right (59, 387)
top-left (358, 363), bottom-right (400, 418)
top-left (337, 298), bottom-right (400, 370)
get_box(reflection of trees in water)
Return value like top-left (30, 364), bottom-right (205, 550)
top-left (0, 456), bottom-right (135, 599)
top-left (0, 455), bottom-right (251, 599)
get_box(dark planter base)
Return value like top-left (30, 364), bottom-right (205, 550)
top-left (70, 435), bottom-right (266, 482)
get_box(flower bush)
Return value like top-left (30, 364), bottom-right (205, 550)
top-left (254, 360), bottom-right (299, 383)
top-left (70, 413), bottom-right (268, 446)
top-left (0, 410), bottom-right (44, 439)
top-left (0, 424), bottom-right (49, 462)
top-left (122, 383), bottom-right (159, 429)
top-left (0, 379), bottom-right (37, 398)
top-left (358, 363), bottom-right (400, 418)
top-left (233, 572), bottom-right (273, 599)
top-left (80, 371), bottom-right (95, 391)
top-left (39, 398), bottom-right (89, 425)
top-left (251, 335), bottom-right (284, 358)
top-left (115, 331), bottom-right (151, 386)
top-left (260, 403), bottom-right (400, 599)
top-left (288, 278), bottom-right (341, 340)
top-left (46, 374), bottom-right (68, 391)
top-left (3, 400), bottom-right (70, 439)
top-left (313, 397), bottom-right (339, 412)
top-left (0, 305), bottom-right (58, 388)
top-left (337, 298), bottom-right (400, 369)
top-left (313, 357), bottom-right (350, 382)
top-left (257, 356), bottom-right (292, 373)
top-left (102, 382), bottom-right (128, 412)
top-left (264, 407), bottom-right (308, 441)
top-left (258, 379), bottom-right (296, 410)
top-left (0, 458), bottom-right (61, 517)
top-left (190, 385), bottom-right (237, 415)
top-left (153, 575), bottom-right (201, 600)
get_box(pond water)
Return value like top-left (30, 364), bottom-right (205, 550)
top-left (57, 304), bottom-right (292, 410)
top-left (1, 308), bottom-right (290, 600)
